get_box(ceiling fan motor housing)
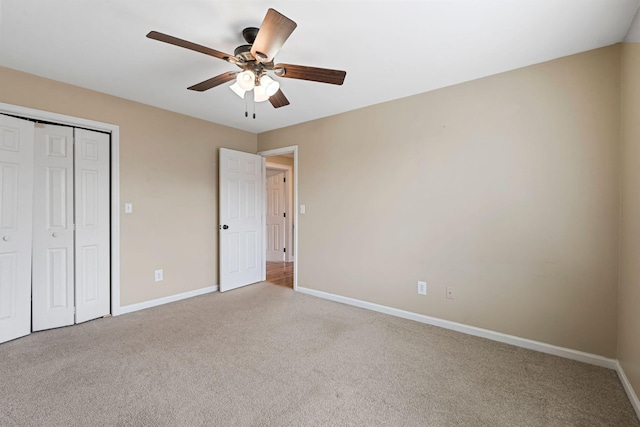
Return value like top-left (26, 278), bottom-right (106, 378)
top-left (234, 44), bottom-right (254, 62)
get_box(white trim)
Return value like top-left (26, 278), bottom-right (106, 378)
top-left (118, 285), bottom-right (219, 315)
top-left (110, 127), bottom-right (121, 315)
top-left (261, 157), bottom-right (267, 282)
top-left (266, 161), bottom-right (294, 262)
top-left (297, 286), bottom-right (618, 370)
top-left (616, 361), bottom-right (640, 420)
top-left (258, 146), bottom-right (299, 291)
top-left (0, 102), bottom-right (122, 317)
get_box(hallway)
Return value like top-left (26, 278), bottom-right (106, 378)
top-left (266, 262), bottom-right (294, 288)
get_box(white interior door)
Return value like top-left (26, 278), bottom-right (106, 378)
top-left (74, 128), bottom-right (110, 323)
top-left (219, 148), bottom-right (263, 292)
top-left (32, 124), bottom-right (75, 331)
top-left (0, 115), bottom-right (34, 344)
top-left (266, 169), bottom-right (285, 262)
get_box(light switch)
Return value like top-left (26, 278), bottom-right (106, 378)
top-left (300, 204), bottom-right (306, 214)
top-left (124, 203), bottom-right (133, 214)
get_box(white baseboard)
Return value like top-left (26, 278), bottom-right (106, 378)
top-left (297, 286), bottom-right (617, 370)
top-left (116, 285), bottom-right (218, 315)
top-left (616, 361), bottom-right (640, 420)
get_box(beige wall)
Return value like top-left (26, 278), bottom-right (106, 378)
top-left (259, 46), bottom-right (622, 357)
top-left (620, 42), bottom-right (640, 400)
top-left (0, 66), bottom-right (257, 306)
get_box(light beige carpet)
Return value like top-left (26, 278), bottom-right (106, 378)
top-left (0, 282), bottom-right (638, 426)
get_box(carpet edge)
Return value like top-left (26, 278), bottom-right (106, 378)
top-left (296, 286), bottom-right (617, 369)
top-left (117, 285), bottom-right (219, 315)
top-left (616, 360), bottom-right (640, 421)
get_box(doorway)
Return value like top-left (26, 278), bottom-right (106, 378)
top-left (259, 147), bottom-right (298, 290)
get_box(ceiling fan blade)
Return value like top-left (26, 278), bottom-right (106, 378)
top-left (250, 9), bottom-right (297, 63)
top-left (188, 71), bottom-right (238, 92)
top-left (274, 64), bottom-right (346, 85)
top-left (269, 89), bottom-right (290, 108)
top-left (147, 31), bottom-right (232, 61)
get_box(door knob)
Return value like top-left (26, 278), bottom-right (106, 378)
top-left (52, 232), bottom-right (59, 237)
top-left (222, 225), bottom-right (229, 230)
top-left (2, 235), bottom-right (9, 241)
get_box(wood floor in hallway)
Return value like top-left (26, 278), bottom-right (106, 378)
top-left (266, 261), bottom-right (294, 288)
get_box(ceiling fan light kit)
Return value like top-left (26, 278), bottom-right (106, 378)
top-left (229, 82), bottom-right (246, 98)
top-left (254, 85), bottom-right (269, 103)
top-left (146, 8), bottom-right (347, 117)
top-left (260, 75), bottom-right (280, 97)
top-left (236, 70), bottom-right (256, 91)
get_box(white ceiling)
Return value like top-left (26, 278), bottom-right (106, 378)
top-left (625, 5), bottom-right (640, 41)
top-left (1, 0), bottom-right (639, 134)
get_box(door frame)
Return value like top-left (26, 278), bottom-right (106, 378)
top-left (266, 162), bottom-right (294, 262)
top-left (0, 102), bottom-right (122, 316)
top-left (258, 146), bottom-right (298, 290)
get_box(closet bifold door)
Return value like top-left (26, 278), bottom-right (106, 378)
top-left (0, 115), bottom-right (35, 344)
top-left (74, 128), bottom-right (110, 323)
top-left (32, 124), bottom-right (75, 331)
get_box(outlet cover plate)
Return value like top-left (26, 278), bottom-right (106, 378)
top-left (418, 281), bottom-right (427, 295)
top-left (446, 286), bottom-right (455, 300)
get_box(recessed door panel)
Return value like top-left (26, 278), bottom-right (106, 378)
top-left (0, 253), bottom-right (18, 321)
top-left (0, 163), bottom-right (19, 231)
top-left (80, 170), bottom-right (98, 228)
top-left (245, 231), bottom-right (258, 270)
top-left (227, 179), bottom-right (240, 219)
top-left (46, 167), bottom-right (68, 229)
top-left (246, 181), bottom-right (257, 218)
top-left (227, 232), bottom-right (240, 274)
top-left (32, 124), bottom-right (74, 331)
top-left (79, 245), bottom-right (99, 303)
top-left (47, 248), bottom-right (69, 308)
top-left (0, 115), bottom-right (34, 344)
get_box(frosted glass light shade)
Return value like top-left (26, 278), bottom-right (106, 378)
top-left (260, 75), bottom-right (280, 96)
top-left (236, 70), bottom-right (255, 91)
top-left (254, 85), bottom-right (269, 102)
top-left (229, 82), bottom-right (246, 98)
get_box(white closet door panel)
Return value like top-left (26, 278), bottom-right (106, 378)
top-left (32, 124), bottom-right (75, 331)
top-left (0, 115), bottom-right (34, 344)
top-left (74, 128), bottom-right (110, 323)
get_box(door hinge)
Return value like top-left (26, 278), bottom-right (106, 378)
top-left (284, 248), bottom-right (286, 253)
top-left (283, 212), bottom-right (286, 218)
top-left (283, 177), bottom-right (286, 183)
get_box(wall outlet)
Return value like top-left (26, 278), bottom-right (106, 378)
top-left (446, 286), bottom-right (455, 300)
top-left (124, 203), bottom-right (133, 214)
top-left (154, 269), bottom-right (163, 282)
top-left (417, 281), bottom-right (427, 295)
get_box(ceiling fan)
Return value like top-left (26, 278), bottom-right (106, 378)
top-left (146, 8), bottom-right (346, 110)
